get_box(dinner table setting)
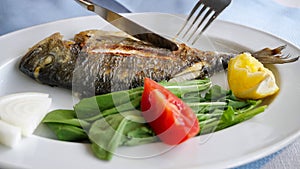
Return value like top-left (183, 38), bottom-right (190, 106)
top-left (0, 0), bottom-right (299, 168)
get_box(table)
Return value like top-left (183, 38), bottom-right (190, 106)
top-left (0, 0), bottom-right (299, 168)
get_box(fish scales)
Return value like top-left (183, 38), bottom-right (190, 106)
top-left (19, 30), bottom-right (299, 97)
top-left (73, 32), bottom-right (190, 96)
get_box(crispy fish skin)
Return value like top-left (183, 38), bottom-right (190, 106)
top-left (73, 30), bottom-right (212, 96)
top-left (19, 30), bottom-right (299, 97)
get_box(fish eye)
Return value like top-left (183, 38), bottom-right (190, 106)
top-left (43, 55), bottom-right (54, 66)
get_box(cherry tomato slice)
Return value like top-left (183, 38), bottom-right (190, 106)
top-left (141, 78), bottom-right (199, 145)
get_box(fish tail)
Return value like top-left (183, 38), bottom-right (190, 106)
top-left (252, 45), bottom-right (299, 64)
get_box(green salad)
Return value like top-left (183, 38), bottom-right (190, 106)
top-left (42, 79), bottom-right (266, 161)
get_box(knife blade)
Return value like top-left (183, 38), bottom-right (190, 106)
top-left (75, 0), bottom-right (178, 51)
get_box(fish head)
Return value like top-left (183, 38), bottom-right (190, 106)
top-left (19, 33), bottom-right (77, 86)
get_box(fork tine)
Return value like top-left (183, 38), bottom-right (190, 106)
top-left (176, 1), bottom-right (202, 36)
top-left (187, 8), bottom-right (214, 42)
top-left (191, 12), bottom-right (220, 44)
top-left (177, 0), bottom-right (232, 45)
top-left (182, 5), bottom-right (207, 38)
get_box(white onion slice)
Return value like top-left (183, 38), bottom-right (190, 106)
top-left (0, 92), bottom-right (52, 137)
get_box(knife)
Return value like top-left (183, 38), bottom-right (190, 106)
top-left (91, 0), bottom-right (131, 13)
top-left (74, 0), bottom-right (178, 51)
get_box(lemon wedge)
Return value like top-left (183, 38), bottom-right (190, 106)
top-left (227, 53), bottom-right (279, 99)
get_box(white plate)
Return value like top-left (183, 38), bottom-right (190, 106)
top-left (0, 13), bottom-right (299, 169)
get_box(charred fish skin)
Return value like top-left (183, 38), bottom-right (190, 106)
top-left (19, 33), bottom-right (79, 89)
top-left (72, 30), bottom-right (191, 96)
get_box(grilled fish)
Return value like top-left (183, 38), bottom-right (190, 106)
top-left (19, 30), bottom-right (299, 97)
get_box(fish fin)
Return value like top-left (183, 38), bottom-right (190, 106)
top-left (169, 62), bottom-right (205, 82)
top-left (252, 45), bottom-right (299, 64)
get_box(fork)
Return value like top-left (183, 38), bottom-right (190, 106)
top-left (176, 0), bottom-right (231, 45)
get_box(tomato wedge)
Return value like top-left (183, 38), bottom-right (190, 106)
top-left (141, 78), bottom-right (199, 145)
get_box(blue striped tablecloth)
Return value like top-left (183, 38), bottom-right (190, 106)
top-left (0, 0), bottom-right (299, 168)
